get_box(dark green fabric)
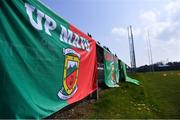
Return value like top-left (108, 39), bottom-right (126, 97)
top-left (0, 0), bottom-right (71, 118)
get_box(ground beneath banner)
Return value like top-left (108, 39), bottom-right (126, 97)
top-left (48, 71), bottom-right (180, 119)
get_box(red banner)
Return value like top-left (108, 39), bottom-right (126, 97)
top-left (67, 24), bottom-right (98, 104)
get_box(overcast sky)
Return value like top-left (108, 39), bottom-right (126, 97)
top-left (41, 0), bottom-right (180, 67)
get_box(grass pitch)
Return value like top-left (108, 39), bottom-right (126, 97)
top-left (90, 71), bottom-right (180, 119)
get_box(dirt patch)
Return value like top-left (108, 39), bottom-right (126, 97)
top-left (46, 99), bottom-right (96, 119)
top-left (163, 73), bottom-right (167, 77)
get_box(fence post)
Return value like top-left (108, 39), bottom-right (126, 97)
top-left (96, 77), bottom-right (99, 100)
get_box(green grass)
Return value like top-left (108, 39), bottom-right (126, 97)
top-left (89, 71), bottom-right (180, 119)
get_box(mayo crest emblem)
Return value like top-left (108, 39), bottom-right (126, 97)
top-left (58, 48), bottom-right (80, 100)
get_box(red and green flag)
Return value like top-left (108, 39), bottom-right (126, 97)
top-left (0, 0), bottom-right (97, 118)
top-left (103, 49), bottom-right (119, 87)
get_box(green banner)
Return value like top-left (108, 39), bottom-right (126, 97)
top-left (120, 61), bottom-right (140, 85)
top-left (0, 0), bottom-right (97, 118)
top-left (103, 49), bottom-right (119, 87)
